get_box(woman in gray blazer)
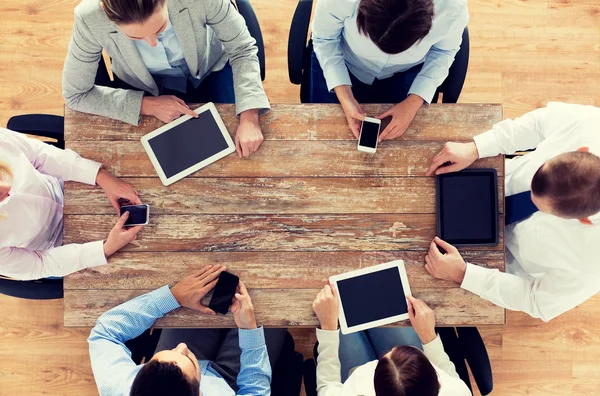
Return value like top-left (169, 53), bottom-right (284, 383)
top-left (63, 0), bottom-right (269, 158)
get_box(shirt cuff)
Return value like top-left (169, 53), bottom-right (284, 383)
top-left (323, 64), bottom-right (352, 92)
top-left (460, 263), bottom-right (490, 296)
top-left (71, 158), bottom-right (102, 185)
top-left (408, 76), bottom-right (437, 105)
top-left (239, 326), bottom-right (266, 349)
top-left (83, 240), bottom-right (108, 269)
top-left (316, 328), bottom-right (340, 344)
top-left (473, 131), bottom-right (501, 159)
top-left (154, 285), bottom-right (182, 315)
top-left (422, 334), bottom-right (443, 354)
top-left (235, 95), bottom-right (271, 117)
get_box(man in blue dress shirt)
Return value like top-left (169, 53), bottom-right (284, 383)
top-left (311, 0), bottom-right (468, 141)
top-left (88, 264), bottom-right (286, 396)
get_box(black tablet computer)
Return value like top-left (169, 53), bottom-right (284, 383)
top-left (436, 169), bottom-right (499, 246)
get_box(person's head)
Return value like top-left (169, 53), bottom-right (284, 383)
top-left (101, 0), bottom-right (168, 47)
top-left (374, 346), bottom-right (440, 396)
top-left (530, 150), bottom-right (600, 220)
top-left (130, 342), bottom-right (201, 396)
top-left (356, 0), bottom-right (434, 54)
top-left (0, 161), bottom-right (13, 204)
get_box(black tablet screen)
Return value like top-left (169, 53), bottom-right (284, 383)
top-left (438, 172), bottom-right (497, 244)
top-left (148, 110), bottom-right (230, 178)
top-left (337, 267), bottom-right (407, 328)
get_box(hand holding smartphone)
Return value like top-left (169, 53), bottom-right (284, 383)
top-left (358, 117), bottom-right (381, 153)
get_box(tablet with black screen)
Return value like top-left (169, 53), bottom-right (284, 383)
top-left (436, 169), bottom-right (499, 246)
top-left (330, 261), bottom-right (412, 334)
top-left (141, 102), bottom-right (235, 186)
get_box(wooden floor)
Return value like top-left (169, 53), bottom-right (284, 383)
top-left (0, 0), bottom-right (599, 395)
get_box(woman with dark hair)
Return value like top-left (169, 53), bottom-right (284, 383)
top-left (63, 0), bottom-right (269, 158)
top-left (312, 285), bottom-right (471, 396)
top-left (310, 0), bottom-right (468, 141)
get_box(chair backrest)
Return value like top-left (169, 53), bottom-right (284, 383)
top-left (0, 277), bottom-right (64, 300)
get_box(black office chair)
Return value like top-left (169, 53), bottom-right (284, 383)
top-left (303, 326), bottom-right (493, 396)
top-left (287, 0), bottom-right (470, 104)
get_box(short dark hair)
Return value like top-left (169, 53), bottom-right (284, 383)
top-left (374, 346), bottom-right (439, 396)
top-left (531, 151), bottom-right (600, 219)
top-left (102, 0), bottom-right (166, 24)
top-left (356, 0), bottom-right (435, 54)
top-left (130, 360), bottom-right (199, 396)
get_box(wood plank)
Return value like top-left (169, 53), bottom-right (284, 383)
top-left (63, 251), bottom-right (505, 290)
top-left (64, 287), bottom-right (505, 327)
top-left (64, 176), bottom-right (505, 215)
top-left (63, 214), bottom-right (505, 252)
top-left (66, 140), bottom-right (504, 178)
top-left (63, 103), bottom-right (503, 142)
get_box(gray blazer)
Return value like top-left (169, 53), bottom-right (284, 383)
top-left (62, 0), bottom-right (270, 125)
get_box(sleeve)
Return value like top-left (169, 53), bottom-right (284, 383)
top-left (311, 0), bottom-right (354, 91)
top-left (0, 241), bottom-right (106, 280)
top-left (472, 106), bottom-right (553, 158)
top-left (422, 335), bottom-right (460, 378)
top-left (461, 262), bottom-right (586, 322)
top-left (0, 128), bottom-right (101, 184)
top-left (203, 0), bottom-right (270, 116)
top-left (315, 329), bottom-right (344, 396)
top-left (236, 327), bottom-right (272, 396)
top-left (88, 286), bottom-right (181, 395)
top-left (62, 11), bottom-right (145, 126)
top-left (408, 5), bottom-right (469, 104)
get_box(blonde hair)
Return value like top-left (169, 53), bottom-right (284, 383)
top-left (0, 161), bottom-right (13, 220)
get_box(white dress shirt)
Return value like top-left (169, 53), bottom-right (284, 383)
top-left (461, 102), bottom-right (600, 321)
top-left (0, 128), bottom-right (106, 280)
top-left (315, 329), bottom-right (471, 396)
top-left (311, 0), bottom-right (469, 103)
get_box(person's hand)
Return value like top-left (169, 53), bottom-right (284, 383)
top-left (407, 295), bottom-right (437, 344)
top-left (171, 265), bottom-right (226, 315)
top-left (377, 94), bottom-right (424, 141)
top-left (426, 142), bottom-right (480, 176)
top-left (312, 284), bottom-right (339, 331)
top-left (335, 85), bottom-right (365, 138)
top-left (425, 237), bottom-right (467, 284)
top-left (235, 109), bottom-right (263, 158)
top-left (230, 280), bottom-right (258, 329)
top-left (103, 212), bottom-right (143, 257)
top-left (96, 169), bottom-right (141, 215)
top-left (140, 96), bottom-right (198, 123)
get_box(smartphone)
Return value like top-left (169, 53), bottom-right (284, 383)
top-left (358, 117), bottom-right (381, 153)
top-left (119, 204), bottom-right (150, 226)
top-left (209, 271), bottom-right (240, 315)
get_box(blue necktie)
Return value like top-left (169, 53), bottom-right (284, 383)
top-left (505, 190), bottom-right (539, 225)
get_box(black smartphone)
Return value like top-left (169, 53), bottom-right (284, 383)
top-left (119, 204), bottom-right (150, 226)
top-left (209, 271), bottom-right (240, 315)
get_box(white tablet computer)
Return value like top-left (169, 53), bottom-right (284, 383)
top-left (141, 102), bottom-right (235, 186)
top-left (329, 260), bottom-right (412, 335)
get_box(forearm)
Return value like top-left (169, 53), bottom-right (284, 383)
top-left (422, 335), bottom-right (460, 379)
top-left (316, 329), bottom-right (344, 396)
top-left (408, 48), bottom-right (457, 104)
top-left (0, 242), bottom-right (106, 280)
top-left (236, 327), bottom-right (272, 396)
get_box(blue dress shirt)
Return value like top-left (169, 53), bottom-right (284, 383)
top-left (88, 285), bottom-right (272, 396)
top-left (133, 18), bottom-right (203, 93)
top-left (311, 0), bottom-right (469, 103)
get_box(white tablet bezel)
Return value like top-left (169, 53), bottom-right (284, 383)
top-left (329, 260), bottom-right (412, 334)
top-left (141, 102), bottom-right (235, 186)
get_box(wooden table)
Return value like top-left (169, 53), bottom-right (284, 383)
top-left (63, 103), bottom-right (505, 328)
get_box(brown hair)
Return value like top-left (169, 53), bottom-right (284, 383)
top-left (374, 346), bottom-right (439, 396)
top-left (356, 0), bottom-right (434, 55)
top-left (531, 151), bottom-right (600, 219)
top-left (102, 0), bottom-right (166, 24)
